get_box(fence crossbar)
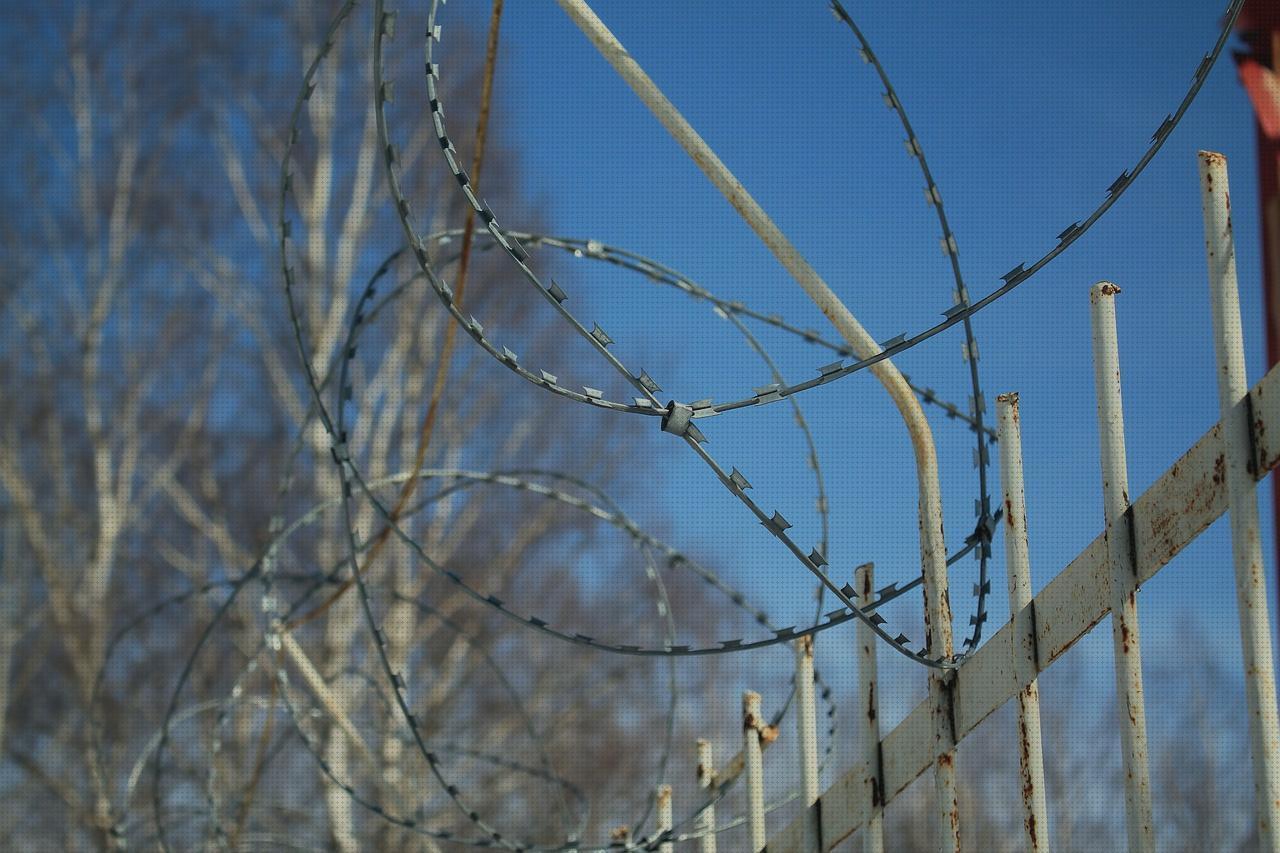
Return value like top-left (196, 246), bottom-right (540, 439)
top-left (766, 357), bottom-right (1280, 852)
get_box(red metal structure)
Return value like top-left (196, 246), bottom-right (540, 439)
top-left (1234, 2), bottom-right (1280, 611)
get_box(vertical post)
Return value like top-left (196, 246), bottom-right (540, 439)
top-left (1089, 281), bottom-right (1155, 853)
top-left (657, 784), bottom-right (674, 853)
top-left (1199, 149), bottom-right (1280, 847)
top-left (696, 739), bottom-right (718, 853)
top-left (996, 393), bottom-right (1051, 852)
top-left (550, 23), bottom-right (956, 832)
top-left (554, 8), bottom-right (961, 839)
top-left (1231, 15), bottom-right (1280, 621)
top-left (795, 636), bottom-right (822, 850)
top-left (855, 563), bottom-right (887, 853)
top-left (923, 550), bottom-right (960, 853)
top-left (744, 691), bottom-right (768, 852)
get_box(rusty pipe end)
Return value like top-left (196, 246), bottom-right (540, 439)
top-left (1090, 281), bottom-right (1122, 303)
top-left (1198, 149), bottom-right (1227, 168)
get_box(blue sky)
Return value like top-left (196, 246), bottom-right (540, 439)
top-left (430, 0), bottom-right (1273, 724)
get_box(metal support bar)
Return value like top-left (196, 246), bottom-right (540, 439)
top-left (856, 563), bottom-right (886, 853)
top-left (555, 0), bottom-right (954, 667)
top-left (923, 567), bottom-right (960, 853)
top-left (552, 6), bottom-right (958, 837)
top-left (996, 393), bottom-right (1051, 852)
top-left (744, 691), bottom-right (768, 852)
top-left (796, 636), bottom-right (822, 850)
top-left (1089, 281), bottom-right (1155, 853)
top-left (1199, 149), bottom-right (1280, 848)
top-left (657, 784), bottom-right (673, 853)
top-left (696, 739), bottom-right (717, 853)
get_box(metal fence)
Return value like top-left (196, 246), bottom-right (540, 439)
top-left (57, 1), bottom-right (1277, 849)
top-left (318, 1), bottom-right (1276, 849)
top-left (618, 150), bottom-right (1280, 852)
top-left (22, 0), bottom-right (1280, 845)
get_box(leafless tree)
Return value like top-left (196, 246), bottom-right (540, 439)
top-left (5, 4), bottom-right (1262, 853)
top-left (0, 2), bottom-right (726, 849)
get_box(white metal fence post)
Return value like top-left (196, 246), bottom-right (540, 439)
top-left (551, 9), bottom-right (961, 843)
top-left (856, 563), bottom-right (887, 853)
top-left (1198, 149), bottom-right (1280, 849)
top-left (696, 739), bottom-right (718, 853)
top-left (1089, 281), bottom-right (1155, 853)
top-left (656, 784), bottom-right (674, 853)
top-left (753, 326), bottom-right (1280, 851)
top-left (996, 393), bottom-right (1051, 851)
top-left (744, 691), bottom-right (768, 852)
top-left (922, 535), bottom-right (960, 853)
top-left (552, 22), bottom-right (958, 829)
top-left (796, 636), bottom-right (822, 850)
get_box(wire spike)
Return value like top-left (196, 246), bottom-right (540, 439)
top-left (762, 511), bottom-right (792, 535)
top-left (1001, 263), bottom-right (1028, 286)
top-left (1107, 170), bottom-right (1132, 197)
top-left (590, 323), bottom-right (613, 347)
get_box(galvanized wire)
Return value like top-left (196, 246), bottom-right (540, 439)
top-left (107, 468), bottom-right (843, 850)
top-left (123, 0), bottom-right (1249, 849)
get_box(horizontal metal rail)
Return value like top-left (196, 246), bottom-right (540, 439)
top-left (765, 355), bottom-right (1280, 851)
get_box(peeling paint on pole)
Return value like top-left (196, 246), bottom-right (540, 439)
top-left (920, 508), bottom-right (960, 852)
top-left (796, 636), bottom-right (822, 851)
top-left (1199, 149), bottom-right (1280, 849)
top-left (856, 563), bottom-right (886, 853)
top-left (997, 393), bottom-right (1051, 852)
top-left (656, 784), bottom-right (673, 853)
top-left (696, 739), bottom-right (717, 853)
top-left (744, 691), bottom-right (768, 851)
top-left (1089, 282), bottom-right (1155, 853)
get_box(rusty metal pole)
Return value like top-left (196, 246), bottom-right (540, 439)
top-left (922, 559), bottom-right (960, 853)
top-left (551, 7), bottom-right (959, 843)
top-left (657, 784), bottom-right (674, 853)
top-left (1199, 150), bottom-right (1280, 848)
top-left (855, 563), bottom-right (887, 853)
top-left (553, 5), bottom-right (961, 848)
top-left (795, 636), bottom-right (822, 851)
top-left (996, 393), bottom-right (1051, 852)
top-left (1232, 5), bottom-right (1280, 622)
top-left (1089, 281), bottom-right (1155, 853)
top-left (744, 691), bottom-right (768, 852)
top-left (696, 739), bottom-right (718, 853)
top-left (551, 14), bottom-right (960, 826)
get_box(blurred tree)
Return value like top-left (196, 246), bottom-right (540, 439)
top-left (0, 1), bottom-right (724, 849)
top-left (2, 2), bottom-right (1263, 852)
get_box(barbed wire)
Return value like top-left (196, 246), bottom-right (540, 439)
top-left (395, 0), bottom-right (1244, 670)
top-left (390, 0), bottom-right (945, 668)
top-left (103, 0), bottom-right (1249, 849)
top-left (101, 468), bottom-right (842, 849)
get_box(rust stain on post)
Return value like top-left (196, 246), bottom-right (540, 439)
top-left (1200, 149), bottom-right (1280, 846)
top-left (999, 391), bottom-right (1052, 850)
top-left (1091, 279), bottom-right (1156, 852)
